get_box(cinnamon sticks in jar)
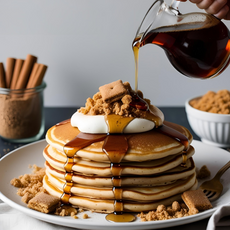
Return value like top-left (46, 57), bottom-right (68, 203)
top-left (0, 63), bottom-right (6, 88)
top-left (0, 54), bottom-right (48, 90)
top-left (0, 54), bottom-right (47, 142)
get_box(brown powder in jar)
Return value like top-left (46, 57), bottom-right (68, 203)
top-left (0, 93), bottom-right (42, 139)
top-left (190, 90), bottom-right (230, 114)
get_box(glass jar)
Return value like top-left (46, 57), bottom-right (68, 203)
top-left (0, 82), bottom-right (46, 143)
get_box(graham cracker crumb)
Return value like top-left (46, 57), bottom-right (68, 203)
top-left (27, 192), bottom-right (60, 213)
top-left (82, 213), bottom-right (89, 219)
top-left (190, 90), bottom-right (230, 114)
top-left (72, 214), bottom-right (78, 219)
top-left (55, 205), bottom-right (78, 217)
top-left (197, 165), bottom-right (211, 179)
top-left (99, 80), bottom-right (128, 103)
top-left (189, 207), bottom-right (199, 215)
top-left (156, 204), bottom-right (166, 213)
top-left (10, 165), bottom-right (46, 204)
top-left (182, 190), bottom-right (213, 212)
top-left (172, 201), bottom-right (181, 212)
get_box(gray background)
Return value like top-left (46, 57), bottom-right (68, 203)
top-left (1, 0), bottom-right (230, 107)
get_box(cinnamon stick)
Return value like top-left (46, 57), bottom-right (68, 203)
top-left (26, 63), bottom-right (39, 89)
top-left (10, 59), bottom-right (24, 89)
top-left (28, 64), bottom-right (47, 88)
top-left (0, 63), bottom-right (6, 88)
top-left (15, 54), bottom-right (37, 89)
top-left (5, 58), bottom-right (16, 88)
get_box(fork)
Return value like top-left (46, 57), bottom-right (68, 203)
top-left (199, 161), bottom-right (230, 201)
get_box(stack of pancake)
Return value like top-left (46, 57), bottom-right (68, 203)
top-left (43, 119), bottom-right (197, 213)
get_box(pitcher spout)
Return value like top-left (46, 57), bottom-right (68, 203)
top-left (134, 0), bottom-right (180, 46)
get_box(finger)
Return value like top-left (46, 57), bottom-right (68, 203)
top-left (189, 0), bottom-right (203, 4)
top-left (196, 0), bottom-right (214, 9)
top-left (206, 0), bottom-right (228, 15)
top-left (223, 7), bottom-right (230, 19)
top-left (214, 4), bottom-right (229, 19)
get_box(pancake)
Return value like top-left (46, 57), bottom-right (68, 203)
top-left (43, 174), bottom-right (198, 213)
top-left (44, 157), bottom-right (195, 187)
top-left (43, 144), bottom-right (195, 176)
top-left (45, 170), bottom-right (196, 201)
top-left (46, 120), bottom-right (193, 162)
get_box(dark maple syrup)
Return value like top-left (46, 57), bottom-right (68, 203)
top-left (129, 92), bottom-right (148, 111)
top-left (133, 19), bottom-right (230, 79)
top-left (158, 122), bottom-right (189, 151)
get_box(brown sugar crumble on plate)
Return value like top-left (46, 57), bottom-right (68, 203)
top-left (10, 165), bottom-right (84, 219)
top-left (196, 165), bottom-right (211, 179)
top-left (10, 165), bottom-right (46, 203)
top-left (139, 189), bottom-right (213, 222)
top-left (137, 201), bottom-right (191, 221)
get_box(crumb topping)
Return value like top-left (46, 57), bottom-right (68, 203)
top-left (78, 80), bottom-right (151, 118)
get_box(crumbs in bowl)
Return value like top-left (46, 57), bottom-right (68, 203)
top-left (190, 90), bottom-right (230, 114)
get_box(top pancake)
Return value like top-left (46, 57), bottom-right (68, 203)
top-left (46, 120), bottom-right (193, 162)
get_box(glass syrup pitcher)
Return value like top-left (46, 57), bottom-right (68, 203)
top-left (133, 0), bottom-right (230, 80)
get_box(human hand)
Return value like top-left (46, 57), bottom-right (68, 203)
top-left (178, 0), bottom-right (230, 20)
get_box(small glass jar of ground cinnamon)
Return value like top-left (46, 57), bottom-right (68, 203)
top-left (0, 82), bottom-right (46, 143)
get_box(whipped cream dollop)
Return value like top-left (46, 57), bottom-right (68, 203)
top-left (71, 111), bottom-right (163, 134)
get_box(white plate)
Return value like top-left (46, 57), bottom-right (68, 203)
top-left (0, 140), bottom-right (230, 230)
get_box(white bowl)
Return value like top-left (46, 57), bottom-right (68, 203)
top-left (185, 97), bottom-right (230, 148)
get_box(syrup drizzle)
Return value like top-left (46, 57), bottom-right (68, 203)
top-left (158, 123), bottom-right (189, 151)
top-left (158, 122), bottom-right (189, 167)
top-left (129, 92), bottom-right (163, 127)
top-left (129, 92), bottom-right (148, 111)
top-left (61, 133), bottom-right (107, 204)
